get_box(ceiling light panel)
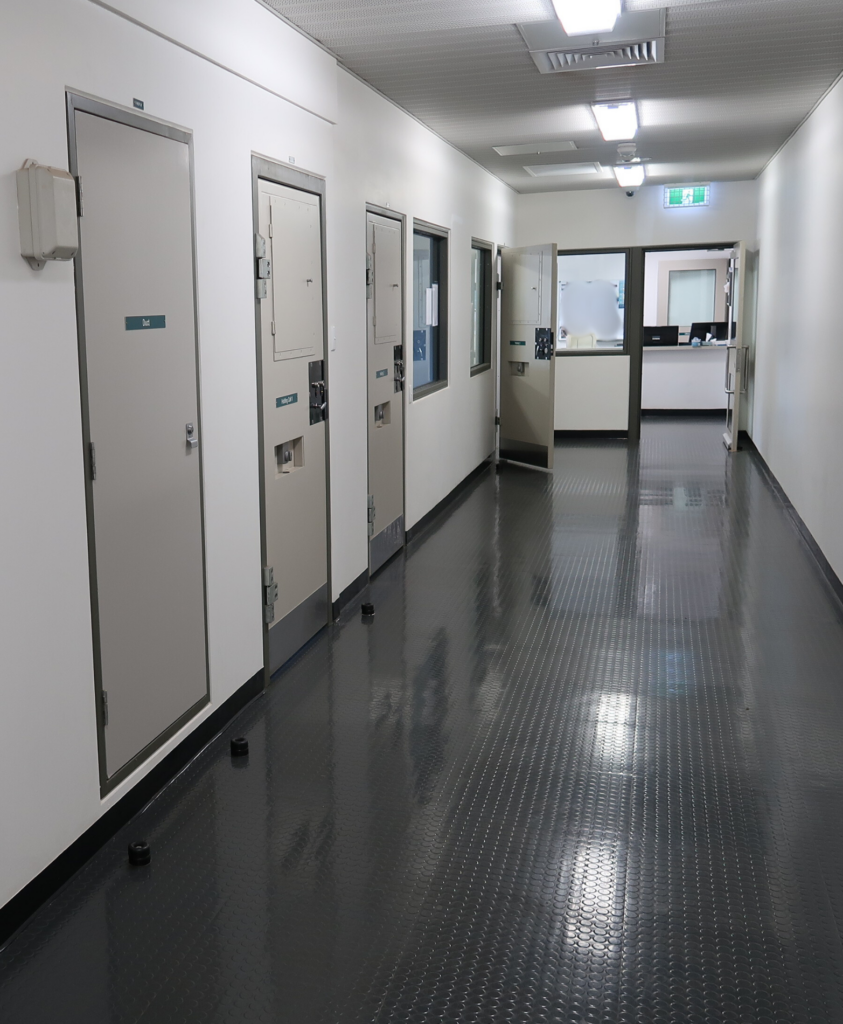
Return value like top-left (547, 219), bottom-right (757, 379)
top-left (550, 0), bottom-right (621, 35)
top-left (524, 162), bottom-right (602, 177)
top-left (592, 102), bottom-right (638, 141)
top-left (613, 164), bottom-right (646, 187)
top-left (494, 141), bottom-right (576, 156)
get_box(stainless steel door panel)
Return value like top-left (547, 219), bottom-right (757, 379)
top-left (367, 212), bottom-right (405, 572)
top-left (499, 244), bottom-right (557, 471)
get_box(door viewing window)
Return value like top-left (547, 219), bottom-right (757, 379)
top-left (470, 244), bottom-right (492, 371)
top-left (413, 226), bottom-right (447, 392)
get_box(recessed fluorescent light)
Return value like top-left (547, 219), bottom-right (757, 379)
top-left (494, 141), bottom-right (577, 157)
top-left (551, 0), bottom-right (621, 35)
top-left (524, 162), bottom-right (601, 177)
top-left (613, 164), bottom-right (645, 187)
top-left (592, 101), bottom-right (638, 141)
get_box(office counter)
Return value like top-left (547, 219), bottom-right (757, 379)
top-left (642, 345), bottom-right (727, 410)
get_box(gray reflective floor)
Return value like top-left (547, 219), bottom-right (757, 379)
top-left (3, 416), bottom-right (843, 1022)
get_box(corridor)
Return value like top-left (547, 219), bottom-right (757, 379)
top-left (2, 416), bottom-right (843, 1022)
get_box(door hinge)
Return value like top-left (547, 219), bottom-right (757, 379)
top-left (88, 441), bottom-right (97, 480)
top-left (76, 175), bottom-right (84, 217)
top-left (101, 690), bottom-right (109, 727)
top-left (367, 494), bottom-right (376, 537)
top-left (262, 566), bottom-right (277, 624)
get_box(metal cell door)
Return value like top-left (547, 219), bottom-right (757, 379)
top-left (723, 241), bottom-right (748, 452)
top-left (256, 178), bottom-right (329, 674)
top-left (70, 98), bottom-right (209, 789)
top-left (366, 211), bottom-right (405, 573)
top-left (499, 244), bottom-right (558, 470)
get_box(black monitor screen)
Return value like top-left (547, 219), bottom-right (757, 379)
top-left (644, 326), bottom-right (679, 346)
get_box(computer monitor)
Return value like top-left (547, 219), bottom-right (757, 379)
top-left (690, 321), bottom-right (728, 343)
top-left (643, 325), bottom-right (679, 346)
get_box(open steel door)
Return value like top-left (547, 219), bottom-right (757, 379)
top-left (499, 244), bottom-right (557, 470)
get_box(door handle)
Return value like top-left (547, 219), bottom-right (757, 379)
top-left (186, 423), bottom-right (198, 449)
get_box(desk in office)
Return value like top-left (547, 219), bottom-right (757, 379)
top-left (642, 344), bottom-right (727, 410)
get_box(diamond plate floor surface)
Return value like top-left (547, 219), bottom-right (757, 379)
top-left (4, 415), bottom-right (843, 1023)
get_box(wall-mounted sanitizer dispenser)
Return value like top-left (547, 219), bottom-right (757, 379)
top-left (16, 160), bottom-right (79, 270)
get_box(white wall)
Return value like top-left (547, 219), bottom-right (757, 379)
top-left (0, 0), bottom-right (513, 911)
top-left (753, 73), bottom-right (843, 582)
top-left (555, 357), bottom-right (630, 430)
top-left (516, 180), bottom-right (759, 250)
top-left (331, 72), bottom-right (512, 543)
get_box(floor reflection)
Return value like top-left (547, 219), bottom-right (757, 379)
top-left (3, 417), bottom-right (843, 1022)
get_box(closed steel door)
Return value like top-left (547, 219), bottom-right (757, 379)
top-left (72, 104), bottom-right (208, 786)
top-left (499, 244), bottom-right (558, 470)
top-left (257, 180), bottom-right (329, 673)
top-left (366, 212), bottom-right (405, 573)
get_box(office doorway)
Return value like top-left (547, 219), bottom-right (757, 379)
top-left (636, 243), bottom-right (753, 450)
top-left (253, 159), bottom-right (330, 677)
top-left (366, 208), bottom-right (405, 574)
top-left (68, 94), bottom-right (209, 792)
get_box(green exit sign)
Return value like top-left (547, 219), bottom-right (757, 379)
top-left (664, 184), bottom-right (710, 209)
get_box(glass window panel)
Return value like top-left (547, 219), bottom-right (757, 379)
top-left (667, 268), bottom-right (716, 326)
top-left (470, 246), bottom-right (489, 368)
top-left (413, 231), bottom-right (439, 389)
top-left (557, 251), bottom-right (626, 351)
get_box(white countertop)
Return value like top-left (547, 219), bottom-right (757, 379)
top-left (643, 344), bottom-right (728, 353)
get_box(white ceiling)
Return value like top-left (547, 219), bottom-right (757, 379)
top-left (261, 0), bottom-right (843, 193)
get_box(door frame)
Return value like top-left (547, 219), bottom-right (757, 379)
top-left (629, 241), bottom-right (739, 441)
top-left (251, 155), bottom-right (333, 685)
top-left (365, 203), bottom-right (407, 575)
top-left (67, 91), bottom-right (210, 795)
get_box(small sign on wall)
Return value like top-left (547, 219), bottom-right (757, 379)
top-left (664, 184), bottom-right (710, 209)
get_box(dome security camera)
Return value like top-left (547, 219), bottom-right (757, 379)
top-left (625, 189), bottom-right (636, 198)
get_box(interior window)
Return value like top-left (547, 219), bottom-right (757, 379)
top-left (470, 245), bottom-right (491, 370)
top-left (557, 251), bottom-right (627, 352)
top-left (413, 229), bottom-right (447, 390)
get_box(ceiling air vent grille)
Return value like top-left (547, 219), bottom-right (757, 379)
top-left (545, 39), bottom-right (662, 73)
top-left (518, 10), bottom-right (666, 75)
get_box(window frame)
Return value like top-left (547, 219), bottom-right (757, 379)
top-left (556, 247), bottom-right (632, 357)
top-left (469, 239), bottom-right (493, 376)
top-left (412, 220), bottom-right (449, 399)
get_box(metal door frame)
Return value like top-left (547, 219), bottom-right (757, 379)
top-left (251, 155), bottom-right (333, 684)
top-left (365, 203), bottom-right (407, 576)
top-left (629, 241), bottom-right (740, 444)
top-left (67, 91), bottom-right (210, 794)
